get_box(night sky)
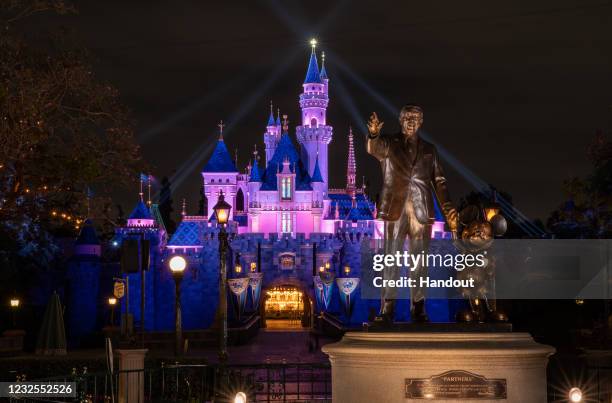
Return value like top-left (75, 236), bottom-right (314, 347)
top-left (36, 0), bottom-right (612, 222)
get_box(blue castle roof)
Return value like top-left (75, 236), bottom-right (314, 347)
top-left (326, 193), bottom-right (375, 221)
top-left (249, 158), bottom-right (262, 182)
top-left (129, 201), bottom-right (153, 220)
top-left (75, 219), bottom-right (100, 245)
top-left (168, 220), bottom-right (207, 246)
top-left (267, 110), bottom-right (275, 126)
top-left (432, 195), bottom-right (444, 221)
top-left (260, 132), bottom-right (312, 191)
top-left (304, 51), bottom-right (322, 84)
top-left (319, 65), bottom-right (328, 80)
top-left (202, 139), bottom-right (238, 173)
top-left (311, 156), bottom-right (323, 182)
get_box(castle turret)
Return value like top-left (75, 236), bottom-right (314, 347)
top-left (201, 121), bottom-right (238, 221)
top-left (66, 219), bottom-right (101, 346)
top-left (346, 127), bottom-right (357, 201)
top-left (264, 102), bottom-right (281, 164)
top-left (296, 40), bottom-right (332, 192)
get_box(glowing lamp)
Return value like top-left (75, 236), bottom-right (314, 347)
top-left (319, 266), bottom-right (325, 273)
top-left (575, 299), bottom-right (585, 306)
top-left (250, 262), bottom-right (257, 272)
top-left (344, 266), bottom-right (351, 276)
top-left (568, 387), bottom-right (583, 402)
top-left (108, 297), bottom-right (117, 306)
top-left (169, 255), bottom-right (187, 274)
top-left (213, 192), bottom-right (231, 225)
top-left (324, 262), bottom-right (330, 270)
top-left (310, 38), bottom-right (317, 48)
top-left (235, 263), bottom-right (242, 274)
top-left (234, 391), bottom-right (247, 403)
top-left (10, 298), bottom-right (20, 308)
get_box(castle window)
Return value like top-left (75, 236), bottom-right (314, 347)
top-left (281, 177), bottom-right (292, 200)
top-left (310, 118), bottom-right (317, 128)
top-left (281, 212), bottom-right (292, 233)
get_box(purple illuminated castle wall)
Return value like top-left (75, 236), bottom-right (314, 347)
top-left (171, 45), bottom-right (447, 243)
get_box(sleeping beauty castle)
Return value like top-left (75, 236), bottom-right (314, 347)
top-left (64, 43), bottom-right (453, 344)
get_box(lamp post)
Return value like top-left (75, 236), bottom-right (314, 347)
top-left (169, 255), bottom-right (187, 356)
top-left (108, 297), bottom-right (117, 327)
top-left (213, 191), bottom-right (231, 362)
top-left (9, 298), bottom-right (20, 328)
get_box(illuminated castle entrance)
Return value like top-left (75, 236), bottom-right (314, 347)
top-left (264, 285), bottom-right (307, 330)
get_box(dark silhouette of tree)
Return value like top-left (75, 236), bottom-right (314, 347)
top-left (0, 0), bottom-right (144, 260)
top-left (158, 177), bottom-right (176, 234)
top-left (547, 132), bottom-right (611, 238)
top-left (198, 184), bottom-right (207, 216)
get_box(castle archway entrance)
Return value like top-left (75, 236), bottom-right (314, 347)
top-left (262, 284), bottom-right (312, 330)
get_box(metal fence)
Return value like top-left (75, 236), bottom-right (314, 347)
top-left (8, 362), bottom-right (332, 403)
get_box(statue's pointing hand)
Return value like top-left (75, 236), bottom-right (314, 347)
top-left (367, 112), bottom-right (384, 137)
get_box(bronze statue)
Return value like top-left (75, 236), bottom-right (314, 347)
top-left (366, 105), bottom-right (458, 323)
top-left (454, 205), bottom-right (508, 323)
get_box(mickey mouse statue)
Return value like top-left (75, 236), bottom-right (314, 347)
top-left (453, 204), bottom-right (509, 323)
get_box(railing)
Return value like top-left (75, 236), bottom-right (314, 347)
top-left (8, 362), bottom-right (332, 402)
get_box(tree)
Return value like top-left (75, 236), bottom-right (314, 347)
top-left (0, 1), bottom-right (143, 289)
top-left (547, 132), bottom-right (611, 238)
top-left (158, 177), bottom-right (176, 234)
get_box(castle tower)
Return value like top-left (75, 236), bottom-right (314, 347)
top-left (296, 40), bottom-right (332, 191)
top-left (66, 219), bottom-right (101, 346)
top-left (264, 102), bottom-right (281, 164)
top-left (201, 121), bottom-right (238, 221)
top-left (247, 147), bottom-right (262, 232)
top-left (346, 127), bottom-right (357, 200)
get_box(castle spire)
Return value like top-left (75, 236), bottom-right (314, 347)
top-left (320, 51), bottom-right (328, 80)
top-left (218, 120), bottom-right (225, 140)
top-left (346, 126), bottom-right (357, 198)
top-left (267, 101), bottom-right (275, 126)
top-left (304, 39), bottom-right (322, 84)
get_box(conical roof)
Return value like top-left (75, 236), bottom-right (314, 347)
top-left (128, 200), bottom-right (152, 220)
top-left (75, 219), bottom-right (100, 245)
top-left (249, 158), bottom-right (262, 182)
top-left (260, 132), bottom-right (312, 190)
top-left (304, 51), bottom-right (322, 84)
top-left (202, 139), bottom-right (238, 173)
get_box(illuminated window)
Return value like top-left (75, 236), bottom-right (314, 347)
top-left (281, 177), bottom-right (291, 200)
top-left (281, 212), bottom-right (291, 233)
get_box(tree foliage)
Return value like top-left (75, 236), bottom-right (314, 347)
top-left (0, 0), bottom-right (143, 265)
top-left (547, 132), bottom-right (611, 238)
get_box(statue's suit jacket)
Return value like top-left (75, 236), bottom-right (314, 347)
top-left (367, 132), bottom-right (453, 224)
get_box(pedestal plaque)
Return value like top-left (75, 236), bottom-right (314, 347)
top-left (405, 370), bottom-right (506, 399)
top-left (322, 332), bottom-right (554, 403)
